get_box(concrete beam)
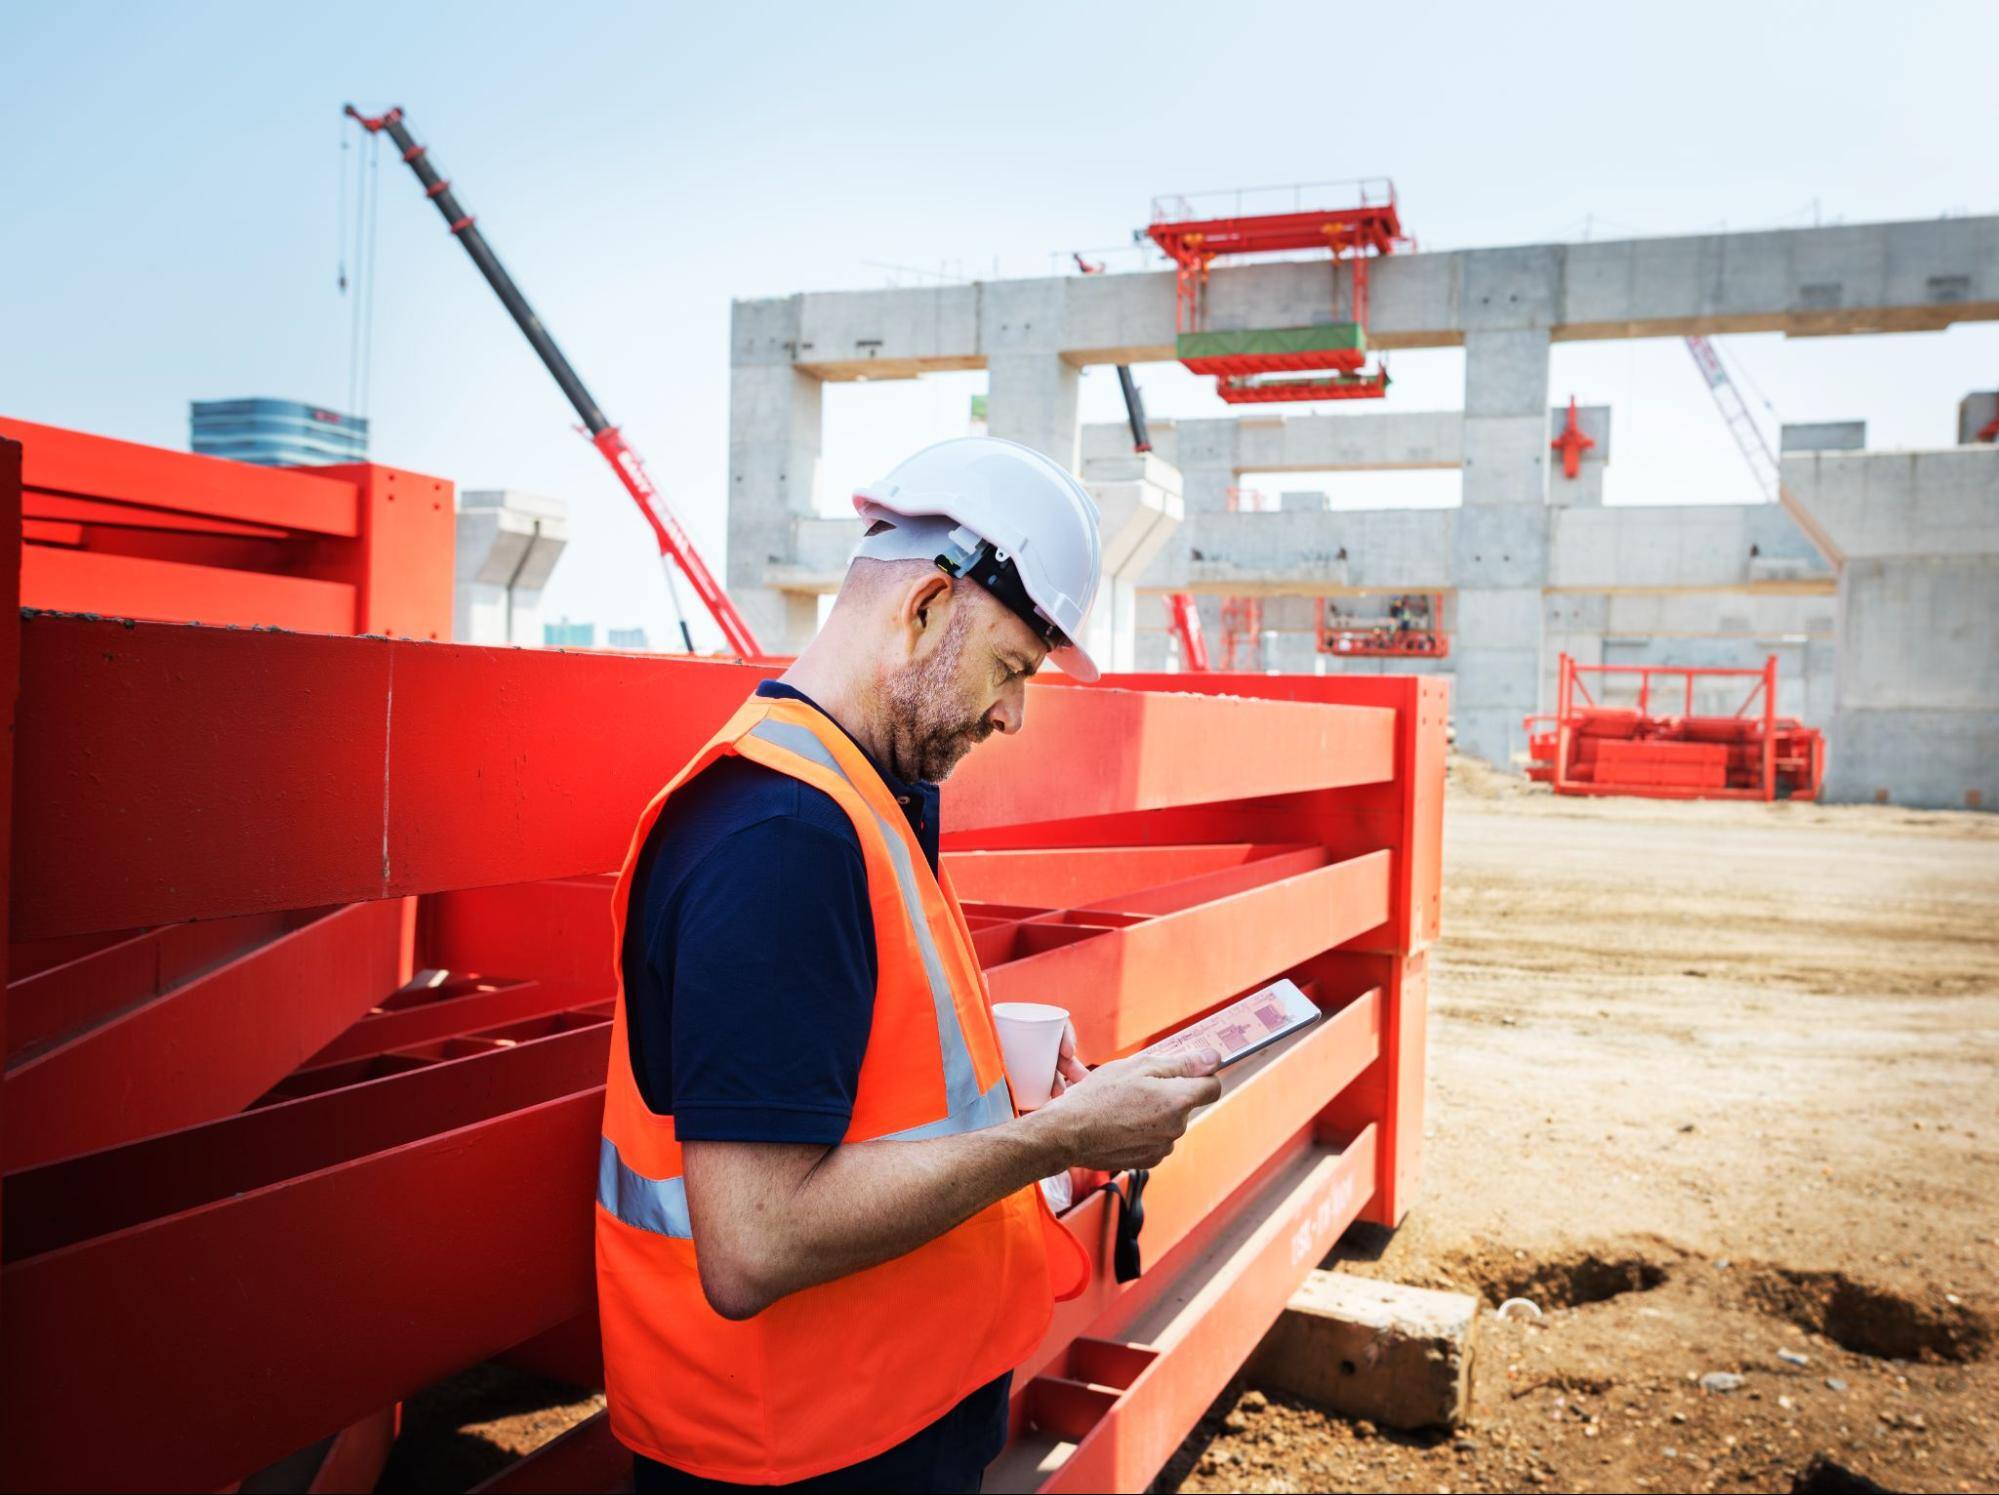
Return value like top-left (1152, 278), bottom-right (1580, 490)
top-left (1082, 405), bottom-right (1611, 476)
top-left (453, 490), bottom-right (569, 648)
top-left (776, 216), bottom-right (1999, 379)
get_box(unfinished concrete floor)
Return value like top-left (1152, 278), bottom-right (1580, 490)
top-left (1168, 765), bottom-right (1999, 1494)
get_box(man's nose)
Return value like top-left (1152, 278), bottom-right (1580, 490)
top-left (988, 691), bottom-right (1025, 736)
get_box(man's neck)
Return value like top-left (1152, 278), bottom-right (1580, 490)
top-left (775, 652), bottom-right (899, 782)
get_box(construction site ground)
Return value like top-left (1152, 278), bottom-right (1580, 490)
top-left (386, 762), bottom-right (1999, 1493)
top-left (1166, 760), bottom-right (1999, 1495)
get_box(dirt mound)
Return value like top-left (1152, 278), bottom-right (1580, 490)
top-left (1742, 1266), bottom-right (1993, 1363)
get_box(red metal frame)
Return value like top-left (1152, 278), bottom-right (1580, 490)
top-left (1316, 593), bottom-right (1450, 659)
top-left (2, 420), bottom-right (1447, 1493)
top-left (1145, 180), bottom-right (1404, 405)
top-left (1, 416), bottom-right (453, 640)
top-left (1524, 652), bottom-right (1825, 801)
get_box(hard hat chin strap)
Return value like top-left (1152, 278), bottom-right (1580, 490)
top-left (933, 532), bottom-right (1067, 652)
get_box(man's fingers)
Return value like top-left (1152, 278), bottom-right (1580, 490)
top-left (1142, 1044), bottom-right (1223, 1080)
top-left (1056, 1052), bottom-right (1089, 1084)
top-left (1059, 1020), bottom-right (1078, 1062)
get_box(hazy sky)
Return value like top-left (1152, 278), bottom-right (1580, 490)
top-left (4, 1), bottom-right (1994, 645)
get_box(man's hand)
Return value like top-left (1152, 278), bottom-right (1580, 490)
top-left (1026, 1045), bottom-right (1223, 1174)
top-left (1048, 1019), bottom-right (1089, 1099)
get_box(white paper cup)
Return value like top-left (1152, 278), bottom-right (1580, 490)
top-left (992, 1001), bottom-right (1069, 1111)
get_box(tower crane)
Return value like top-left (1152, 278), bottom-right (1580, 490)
top-left (343, 104), bottom-right (760, 656)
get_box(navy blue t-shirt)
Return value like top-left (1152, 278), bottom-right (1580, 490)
top-left (621, 680), bottom-right (940, 1140)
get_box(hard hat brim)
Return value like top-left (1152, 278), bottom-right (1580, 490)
top-left (1050, 638), bottom-right (1101, 684)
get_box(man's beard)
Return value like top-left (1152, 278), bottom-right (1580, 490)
top-left (881, 604), bottom-right (993, 783)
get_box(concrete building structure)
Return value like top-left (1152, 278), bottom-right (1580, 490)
top-left (729, 212), bottom-right (1999, 797)
top-left (453, 489), bottom-right (568, 647)
top-left (1785, 444), bottom-right (1999, 809)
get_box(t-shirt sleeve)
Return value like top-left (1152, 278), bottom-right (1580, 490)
top-left (666, 815), bottom-right (877, 1145)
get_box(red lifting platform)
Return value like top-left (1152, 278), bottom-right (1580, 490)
top-left (1144, 180), bottom-right (1407, 405)
top-left (1524, 654), bottom-right (1825, 802)
top-left (0, 420), bottom-right (1449, 1493)
top-left (1317, 594), bottom-right (1450, 660)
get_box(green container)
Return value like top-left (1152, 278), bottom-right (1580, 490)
top-left (1176, 323), bottom-right (1367, 361)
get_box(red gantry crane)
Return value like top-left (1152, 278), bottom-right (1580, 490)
top-left (344, 104), bottom-right (761, 657)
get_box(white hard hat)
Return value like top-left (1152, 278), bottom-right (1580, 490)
top-left (852, 436), bottom-right (1104, 682)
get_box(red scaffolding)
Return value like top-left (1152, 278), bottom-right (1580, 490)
top-left (1524, 654), bottom-right (1825, 801)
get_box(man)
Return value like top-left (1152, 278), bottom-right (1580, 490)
top-left (596, 437), bottom-right (1223, 1492)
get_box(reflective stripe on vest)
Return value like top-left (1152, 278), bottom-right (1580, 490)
top-left (598, 1078), bottom-right (1015, 1239)
top-left (596, 715), bottom-right (1006, 1242)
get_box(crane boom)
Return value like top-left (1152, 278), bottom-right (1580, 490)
top-left (1681, 334), bottom-right (1844, 568)
top-left (343, 104), bottom-right (762, 657)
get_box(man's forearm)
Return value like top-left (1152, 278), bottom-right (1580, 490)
top-left (682, 1110), bottom-right (1071, 1318)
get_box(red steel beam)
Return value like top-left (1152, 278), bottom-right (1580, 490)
top-left (423, 877), bottom-right (622, 988)
top-left (13, 619), bottom-right (1396, 941)
top-left (0, 416), bottom-right (362, 537)
top-left (24, 490), bottom-right (294, 539)
top-left (942, 842), bottom-right (1292, 910)
top-left (1011, 1128), bottom-right (1379, 1494)
top-left (3, 898), bottom-right (411, 1171)
top-left (986, 851), bottom-right (1389, 1058)
top-left (0, 1088), bottom-right (602, 1493)
top-left (7, 909), bottom-right (313, 1062)
top-left (300, 978), bottom-right (598, 1067)
top-left (23, 546), bottom-right (360, 632)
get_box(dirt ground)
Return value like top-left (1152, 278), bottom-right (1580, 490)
top-left (387, 766), bottom-right (1999, 1493)
top-left (1165, 762), bottom-right (1999, 1495)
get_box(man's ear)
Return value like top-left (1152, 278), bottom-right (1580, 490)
top-left (898, 570), bottom-right (955, 652)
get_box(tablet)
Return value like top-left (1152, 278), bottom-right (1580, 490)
top-left (1140, 978), bottom-right (1321, 1071)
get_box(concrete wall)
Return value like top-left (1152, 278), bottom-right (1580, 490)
top-left (1786, 447), bottom-right (1999, 808)
top-left (454, 489), bottom-right (569, 647)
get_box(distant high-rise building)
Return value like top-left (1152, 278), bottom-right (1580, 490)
top-left (544, 617), bottom-right (596, 648)
top-left (190, 398), bottom-right (369, 467)
top-left (606, 626), bottom-right (650, 651)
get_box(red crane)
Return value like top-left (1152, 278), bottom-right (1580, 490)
top-left (343, 104), bottom-right (761, 657)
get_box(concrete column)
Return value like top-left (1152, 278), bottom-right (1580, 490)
top-left (1081, 451), bottom-right (1184, 675)
top-left (983, 279), bottom-right (1080, 470)
top-left (986, 355), bottom-right (1079, 470)
top-left (729, 296), bottom-right (824, 652)
top-left (1453, 327), bottom-right (1553, 767)
top-left (453, 489), bottom-right (569, 646)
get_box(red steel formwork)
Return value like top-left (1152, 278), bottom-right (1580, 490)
top-left (0, 423), bottom-right (1445, 1493)
top-left (1524, 652), bottom-right (1825, 801)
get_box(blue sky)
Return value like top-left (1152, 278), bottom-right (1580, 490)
top-left (3, 0), bottom-right (1994, 645)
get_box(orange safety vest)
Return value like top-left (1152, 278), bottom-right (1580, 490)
top-left (596, 693), bottom-right (1090, 1483)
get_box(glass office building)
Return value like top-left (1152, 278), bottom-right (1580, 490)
top-left (189, 399), bottom-right (369, 467)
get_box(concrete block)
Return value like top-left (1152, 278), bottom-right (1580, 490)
top-left (1249, 1270), bottom-right (1477, 1430)
top-left (1453, 505), bottom-right (1547, 589)
top-left (1781, 420), bottom-right (1867, 453)
top-left (1080, 451), bottom-right (1183, 496)
top-left (1280, 490), bottom-right (1330, 512)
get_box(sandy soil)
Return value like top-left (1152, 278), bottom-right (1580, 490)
top-left (1166, 764), bottom-right (1999, 1495)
